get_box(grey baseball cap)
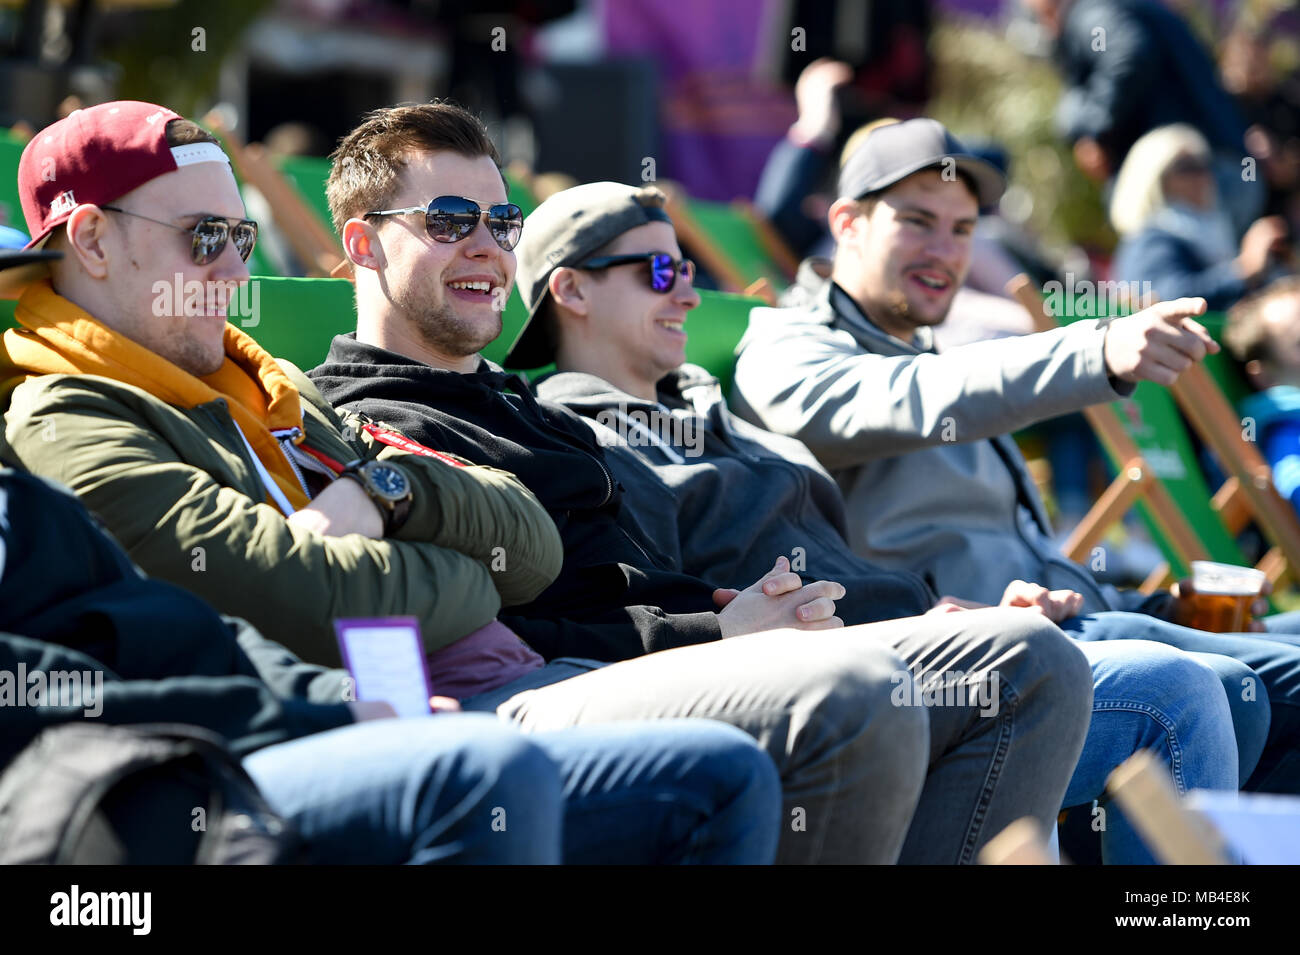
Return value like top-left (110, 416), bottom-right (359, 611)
top-left (838, 118), bottom-right (1005, 209)
top-left (505, 181), bottom-right (673, 369)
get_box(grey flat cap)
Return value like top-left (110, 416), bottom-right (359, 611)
top-left (506, 181), bottom-right (672, 369)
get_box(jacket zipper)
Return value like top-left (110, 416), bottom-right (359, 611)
top-left (273, 428), bottom-right (313, 499)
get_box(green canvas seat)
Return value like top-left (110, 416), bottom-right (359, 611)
top-left (227, 276), bottom-right (356, 370)
top-left (0, 129), bottom-right (26, 239)
top-left (682, 198), bottom-right (790, 293)
top-left (1054, 306), bottom-right (1248, 578)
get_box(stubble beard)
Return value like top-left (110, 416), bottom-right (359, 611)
top-left (400, 290), bottom-right (503, 359)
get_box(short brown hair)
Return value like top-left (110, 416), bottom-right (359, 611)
top-left (326, 101), bottom-right (502, 234)
top-left (165, 118), bottom-right (221, 149)
top-left (1225, 275), bottom-right (1300, 365)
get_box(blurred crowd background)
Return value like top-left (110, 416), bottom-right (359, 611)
top-left (0, 0), bottom-right (1293, 255)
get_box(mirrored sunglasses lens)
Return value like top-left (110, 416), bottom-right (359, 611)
top-left (192, 220), bottom-right (229, 265)
top-left (426, 197), bottom-right (481, 242)
top-left (232, 222), bottom-right (258, 261)
top-left (649, 254), bottom-right (676, 292)
top-left (487, 208), bottom-right (523, 250)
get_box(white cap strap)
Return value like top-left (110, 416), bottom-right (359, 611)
top-left (171, 142), bottom-right (230, 168)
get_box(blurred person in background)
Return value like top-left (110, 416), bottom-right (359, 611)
top-left (1226, 277), bottom-right (1300, 522)
top-left (1025, 0), bottom-right (1262, 236)
top-left (1220, 24), bottom-right (1300, 235)
top-left (1110, 124), bottom-right (1291, 312)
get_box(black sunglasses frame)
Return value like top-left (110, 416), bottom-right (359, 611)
top-left (100, 206), bottom-right (259, 266)
top-left (364, 196), bottom-right (524, 251)
top-left (576, 252), bottom-right (696, 294)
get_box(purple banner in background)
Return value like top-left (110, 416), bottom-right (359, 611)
top-left (934, 0), bottom-right (1005, 17)
top-left (600, 0), bottom-right (796, 201)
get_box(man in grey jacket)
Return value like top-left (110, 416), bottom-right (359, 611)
top-left (730, 117), bottom-right (1300, 793)
top-left (512, 179), bottom-right (1246, 862)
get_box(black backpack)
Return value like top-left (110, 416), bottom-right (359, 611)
top-left (0, 723), bottom-right (300, 864)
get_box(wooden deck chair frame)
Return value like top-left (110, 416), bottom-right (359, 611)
top-left (1106, 751), bottom-right (1232, 864)
top-left (1008, 275), bottom-right (1209, 593)
top-left (660, 185), bottom-right (796, 305)
top-left (1167, 363), bottom-right (1300, 588)
top-left (203, 112), bottom-right (344, 278)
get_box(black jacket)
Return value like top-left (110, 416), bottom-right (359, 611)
top-left (537, 366), bottom-right (937, 624)
top-left (309, 334), bottom-right (723, 662)
top-left (0, 469), bottom-right (353, 768)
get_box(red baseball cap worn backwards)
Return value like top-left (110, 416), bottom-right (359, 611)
top-left (2, 100), bottom-right (232, 295)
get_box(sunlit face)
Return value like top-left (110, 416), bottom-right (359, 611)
top-left (62, 161), bottom-right (251, 377)
top-left (368, 151), bottom-right (514, 359)
top-left (835, 169), bottom-right (978, 337)
top-left (568, 221), bottom-right (700, 390)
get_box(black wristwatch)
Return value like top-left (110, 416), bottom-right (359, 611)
top-left (339, 460), bottom-right (413, 536)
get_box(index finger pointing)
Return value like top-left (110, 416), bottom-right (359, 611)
top-left (1179, 316), bottom-right (1219, 354)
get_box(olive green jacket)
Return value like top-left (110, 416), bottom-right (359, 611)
top-left (0, 363), bottom-right (562, 666)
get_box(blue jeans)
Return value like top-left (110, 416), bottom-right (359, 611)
top-left (1065, 610), bottom-right (1300, 794)
top-left (243, 713), bottom-right (780, 864)
top-left (1062, 640), bottom-right (1239, 864)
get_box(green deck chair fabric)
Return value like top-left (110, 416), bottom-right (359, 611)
top-left (0, 129), bottom-right (26, 238)
top-left (681, 198), bottom-right (789, 293)
top-left (1197, 312), bottom-right (1253, 409)
top-left (1057, 306), bottom-right (1247, 577)
top-left (680, 289), bottom-right (763, 396)
top-left (230, 276), bottom-right (356, 370)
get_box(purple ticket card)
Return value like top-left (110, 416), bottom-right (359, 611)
top-left (334, 616), bottom-right (434, 718)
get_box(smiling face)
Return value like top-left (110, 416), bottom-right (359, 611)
top-left (53, 161), bottom-right (251, 377)
top-left (830, 169), bottom-right (978, 342)
top-left (358, 150), bottom-right (513, 369)
top-left (551, 220), bottom-right (700, 400)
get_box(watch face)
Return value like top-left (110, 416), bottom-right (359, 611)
top-left (364, 463), bottom-right (410, 501)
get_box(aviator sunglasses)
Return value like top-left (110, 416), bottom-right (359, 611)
top-left (576, 252), bottom-right (696, 294)
top-left (364, 195), bottom-right (524, 251)
top-left (101, 206), bottom-right (259, 266)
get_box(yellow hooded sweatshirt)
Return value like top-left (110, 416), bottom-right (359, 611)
top-left (0, 280), bottom-right (312, 512)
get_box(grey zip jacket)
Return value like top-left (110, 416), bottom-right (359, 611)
top-left (730, 274), bottom-right (1150, 612)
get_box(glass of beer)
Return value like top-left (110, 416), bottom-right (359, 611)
top-left (1176, 561), bottom-right (1267, 633)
